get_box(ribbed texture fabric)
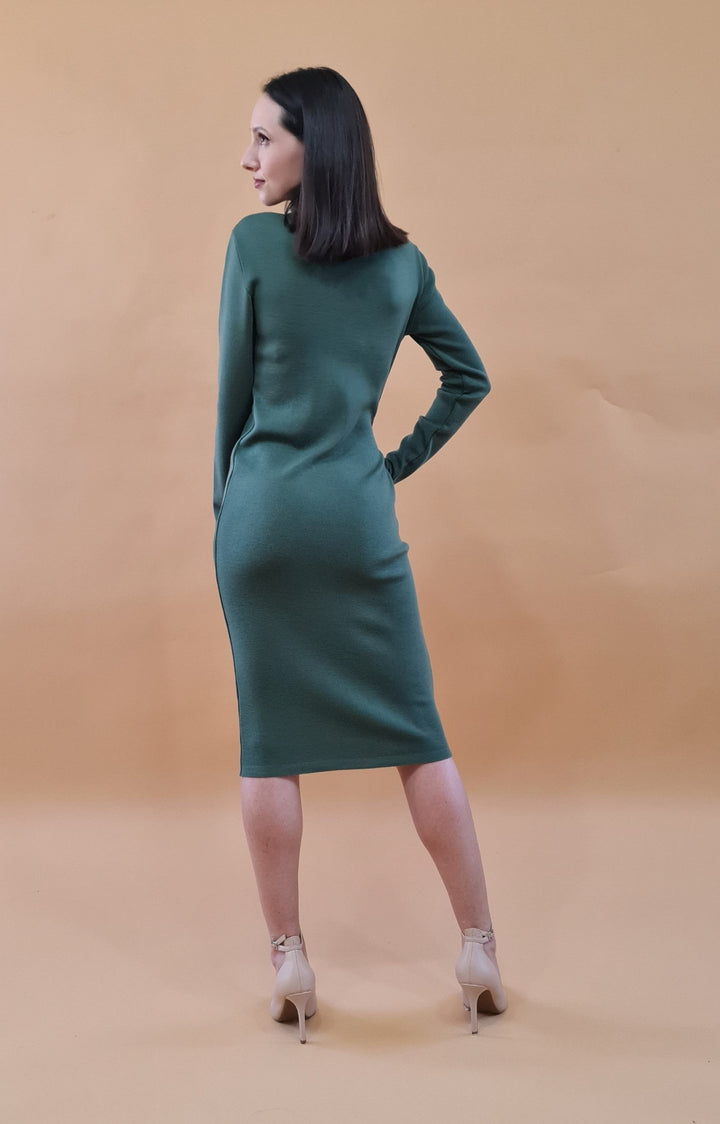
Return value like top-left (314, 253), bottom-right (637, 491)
top-left (213, 213), bottom-right (490, 777)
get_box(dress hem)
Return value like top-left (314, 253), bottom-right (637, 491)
top-left (239, 745), bottom-right (452, 778)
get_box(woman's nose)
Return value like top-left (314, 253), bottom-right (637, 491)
top-left (241, 146), bottom-right (258, 171)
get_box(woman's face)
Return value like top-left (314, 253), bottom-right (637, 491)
top-left (241, 93), bottom-right (304, 206)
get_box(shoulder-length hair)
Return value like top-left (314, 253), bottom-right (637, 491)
top-left (261, 67), bottom-right (409, 264)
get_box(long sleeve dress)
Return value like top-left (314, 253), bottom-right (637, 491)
top-left (213, 212), bottom-right (490, 777)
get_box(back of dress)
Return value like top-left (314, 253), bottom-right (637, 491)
top-left (213, 211), bottom-right (491, 779)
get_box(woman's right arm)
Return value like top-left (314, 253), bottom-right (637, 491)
top-left (384, 250), bottom-right (491, 485)
top-left (213, 229), bottom-right (255, 521)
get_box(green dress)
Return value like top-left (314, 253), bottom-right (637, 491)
top-left (213, 212), bottom-right (490, 777)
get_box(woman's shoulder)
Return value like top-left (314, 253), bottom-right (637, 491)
top-left (230, 211), bottom-right (286, 244)
top-left (226, 212), bottom-right (427, 289)
top-left (377, 238), bottom-right (431, 289)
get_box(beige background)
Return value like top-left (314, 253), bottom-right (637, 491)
top-left (2, 0), bottom-right (718, 800)
top-left (2, 1), bottom-right (718, 1120)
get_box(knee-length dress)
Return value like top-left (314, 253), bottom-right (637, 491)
top-left (212, 212), bottom-right (490, 777)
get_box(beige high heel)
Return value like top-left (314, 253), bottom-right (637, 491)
top-left (269, 934), bottom-right (317, 1043)
top-left (455, 926), bottom-right (507, 1033)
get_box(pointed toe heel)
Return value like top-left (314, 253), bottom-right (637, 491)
top-left (269, 934), bottom-right (317, 1043)
top-left (455, 926), bottom-right (507, 1034)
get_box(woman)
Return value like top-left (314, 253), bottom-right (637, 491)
top-left (213, 66), bottom-right (507, 1041)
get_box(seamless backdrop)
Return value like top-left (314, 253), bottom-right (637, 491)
top-left (1, 0), bottom-right (718, 800)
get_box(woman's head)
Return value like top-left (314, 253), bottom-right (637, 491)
top-left (241, 92), bottom-right (305, 210)
top-left (241, 67), bottom-right (407, 263)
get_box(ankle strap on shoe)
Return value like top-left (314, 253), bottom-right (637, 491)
top-left (461, 926), bottom-right (495, 943)
top-left (270, 932), bottom-right (303, 951)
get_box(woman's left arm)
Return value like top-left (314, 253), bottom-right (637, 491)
top-left (213, 229), bottom-right (255, 521)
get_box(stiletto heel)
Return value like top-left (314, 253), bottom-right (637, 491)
top-left (459, 983), bottom-right (486, 1034)
top-left (289, 990), bottom-right (314, 1044)
top-left (455, 926), bottom-right (507, 1034)
top-left (269, 934), bottom-right (317, 1043)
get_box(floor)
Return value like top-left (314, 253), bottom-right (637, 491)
top-left (3, 775), bottom-right (718, 1123)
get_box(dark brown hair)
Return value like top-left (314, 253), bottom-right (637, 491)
top-left (262, 67), bottom-right (409, 264)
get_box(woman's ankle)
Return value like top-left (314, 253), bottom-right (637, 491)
top-left (269, 930), bottom-right (307, 971)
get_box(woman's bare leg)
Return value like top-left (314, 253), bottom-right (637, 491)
top-left (240, 775), bottom-right (306, 970)
top-left (397, 758), bottom-right (498, 955)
